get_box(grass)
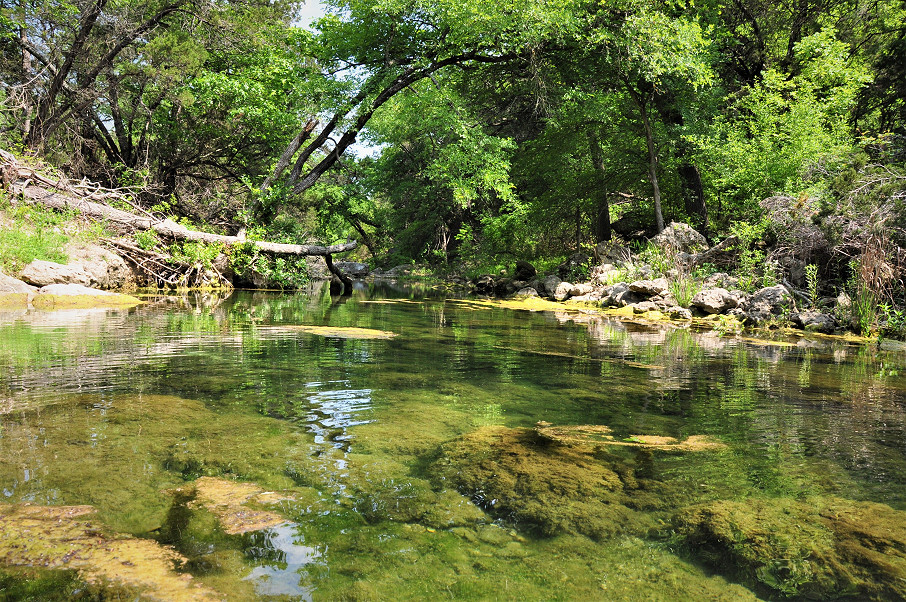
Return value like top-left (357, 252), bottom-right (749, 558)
top-left (0, 193), bottom-right (71, 273)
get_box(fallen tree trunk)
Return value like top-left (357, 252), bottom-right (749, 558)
top-left (20, 185), bottom-right (358, 256)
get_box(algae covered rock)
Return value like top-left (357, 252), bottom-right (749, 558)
top-left (430, 426), bottom-right (682, 540)
top-left (673, 496), bottom-right (906, 600)
top-left (0, 504), bottom-right (222, 600)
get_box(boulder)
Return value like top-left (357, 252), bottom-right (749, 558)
top-left (603, 282), bottom-right (645, 307)
top-left (589, 263), bottom-right (621, 285)
top-left (21, 259), bottom-right (92, 287)
top-left (743, 285), bottom-right (796, 325)
top-left (674, 496), bottom-right (906, 600)
top-left (514, 287), bottom-right (539, 298)
top-left (691, 288), bottom-right (738, 314)
top-left (553, 281), bottom-right (573, 301)
top-left (473, 274), bottom-right (497, 295)
top-left (651, 222), bottom-right (709, 254)
top-left (629, 277), bottom-right (669, 296)
top-left (569, 283), bottom-right (595, 297)
top-left (540, 274), bottom-right (562, 297)
top-left (791, 310), bottom-right (836, 334)
top-left (632, 301), bottom-right (659, 313)
top-left (334, 261), bottom-right (370, 278)
top-left (514, 260), bottom-right (537, 281)
top-left (32, 284), bottom-right (143, 309)
top-left (64, 242), bottom-right (136, 290)
top-left (0, 269), bottom-right (38, 307)
top-left (667, 306), bottom-right (693, 320)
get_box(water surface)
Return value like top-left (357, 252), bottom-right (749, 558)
top-left (1, 283), bottom-right (904, 600)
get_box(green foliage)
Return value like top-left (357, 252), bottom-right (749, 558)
top-left (695, 29), bottom-right (872, 224)
top-left (135, 230), bottom-right (161, 251)
top-left (169, 242), bottom-right (224, 270)
top-left (805, 264), bottom-right (820, 308)
top-left (0, 195), bottom-right (69, 273)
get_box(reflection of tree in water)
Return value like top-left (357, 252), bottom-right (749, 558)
top-left (300, 381), bottom-right (374, 453)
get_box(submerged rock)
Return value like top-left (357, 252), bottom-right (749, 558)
top-left (430, 426), bottom-right (689, 540)
top-left (0, 504), bottom-right (221, 600)
top-left (673, 497), bottom-right (906, 600)
top-left (0, 269), bottom-right (37, 307)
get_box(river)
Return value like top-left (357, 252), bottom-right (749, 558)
top-left (1, 283), bottom-right (904, 600)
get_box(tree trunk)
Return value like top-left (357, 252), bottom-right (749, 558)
top-left (640, 104), bottom-right (665, 234)
top-left (587, 131), bottom-right (611, 242)
top-left (18, 183), bottom-right (357, 257)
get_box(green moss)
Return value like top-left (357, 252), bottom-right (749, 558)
top-left (673, 496), bottom-right (906, 600)
top-left (430, 426), bottom-right (688, 539)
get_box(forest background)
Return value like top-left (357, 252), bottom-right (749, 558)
top-left (1, 0), bottom-right (905, 329)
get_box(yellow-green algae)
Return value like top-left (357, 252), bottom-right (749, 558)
top-left (533, 423), bottom-right (727, 452)
top-left (0, 504), bottom-right (222, 600)
top-left (430, 426), bottom-right (694, 540)
top-left (31, 290), bottom-right (143, 309)
top-left (265, 324), bottom-right (397, 339)
top-left (674, 496), bottom-right (906, 600)
top-left (0, 394), bottom-right (324, 534)
top-left (175, 477), bottom-right (290, 535)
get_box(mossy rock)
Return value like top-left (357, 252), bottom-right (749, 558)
top-left (430, 426), bottom-right (683, 539)
top-left (673, 497), bottom-right (906, 600)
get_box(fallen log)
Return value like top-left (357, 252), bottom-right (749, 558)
top-left (20, 185), bottom-right (358, 256)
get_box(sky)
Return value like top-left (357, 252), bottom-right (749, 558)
top-left (297, 1), bottom-right (326, 28)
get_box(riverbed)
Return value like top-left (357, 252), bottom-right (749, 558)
top-left (1, 283), bottom-right (904, 600)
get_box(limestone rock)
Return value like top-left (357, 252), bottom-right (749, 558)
top-left (541, 274), bottom-right (562, 296)
top-left (21, 259), bottom-right (91, 287)
top-left (473, 274), bottom-right (497, 295)
top-left (632, 301), bottom-right (659, 313)
top-left (64, 242), bottom-right (135, 290)
top-left (569, 283), bottom-right (595, 297)
top-left (668, 306), bottom-right (693, 320)
top-left (651, 222), bottom-right (709, 254)
top-left (334, 261), bottom-right (370, 278)
top-left (514, 287), bottom-right (539, 298)
top-left (691, 288), bottom-right (738, 314)
top-left (629, 277), bottom-right (669, 296)
top-left (744, 285), bottom-right (796, 325)
top-left (589, 263), bottom-right (621, 285)
top-left (553, 281), bottom-right (573, 301)
top-left (0, 269), bottom-right (37, 307)
top-left (792, 310), bottom-right (837, 334)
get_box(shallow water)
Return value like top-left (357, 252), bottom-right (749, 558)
top-left (1, 283), bottom-right (905, 600)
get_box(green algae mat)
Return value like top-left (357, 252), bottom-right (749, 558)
top-left (0, 285), bottom-right (905, 600)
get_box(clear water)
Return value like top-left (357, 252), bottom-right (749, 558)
top-left (0, 282), bottom-right (904, 600)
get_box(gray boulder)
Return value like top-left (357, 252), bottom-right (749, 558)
top-left (651, 222), bottom-right (709, 254)
top-left (668, 306), bottom-right (693, 320)
top-left (691, 288), bottom-right (738, 314)
top-left (65, 242), bottom-right (135, 290)
top-left (702, 272), bottom-right (740, 290)
top-left (604, 283), bottom-right (645, 307)
top-left (629, 277), bottom-right (669, 296)
top-left (569, 283), bottom-right (595, 297)
top-left (473, 274), bottom-right (496, 295)
top-left (553, 281), bottom-right (574, 301)
top-left (632, 301), bottom-right (659, 313)
top-left (21, 260), bottom-right (91, 287)
top-left (792, 311), bottom-right (837, 334)
top-left (541, 275), bottom-right (562, 297)
top-left (514, 287), bottom-right (539, 298)
top-left (334, 262), bottom-right (370, 278)
top-left (744, 285), bottom-right (796, 325)
top-left (0, 270), bottom-right (38, 306)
